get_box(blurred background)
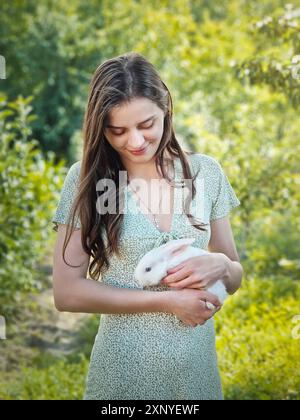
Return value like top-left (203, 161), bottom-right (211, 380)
top-left (0, 0), bottom-right (299, 400)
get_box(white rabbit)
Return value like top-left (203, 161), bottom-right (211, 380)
top-left (134, 237), bottom-right (228, 310)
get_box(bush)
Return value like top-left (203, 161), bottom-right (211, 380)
top-left (0, 94), bottom-right (66, 317)
top-left (216, 276), bottom-right (300, 400)
top-left (242, 211), bottom-right (300, 280)
top-left (0, 356), bottom-right (89, 400)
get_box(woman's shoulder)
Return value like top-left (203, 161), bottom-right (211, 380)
top-left (187, 152), bottom-right (223, 176)
top-left (58, 160), bottom-right (82, 197)
top-left (63, 160), bottom-right (81, 184)
top-left (68, 160), bottom-right (81, 176)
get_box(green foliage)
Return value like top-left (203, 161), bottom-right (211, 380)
top-left (1, 0), bottom-right (299, 400)
top-left (69, 315), bottom-right (100, 361)
top-left (0, 94), bottom-right (65, 316)
top-left (1, 278), bottom-right (299, 400)
top-left (0, 356), bottom-right (89, 400)
top-left (216, 276), bottom-right (300, 400)
top-left (0, 1), bottom-right (104, 163)
top-left (234, 4), bottom-right (300, 107)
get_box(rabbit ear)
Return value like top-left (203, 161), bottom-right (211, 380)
top-left (160, 237), bottom-right (195, 258)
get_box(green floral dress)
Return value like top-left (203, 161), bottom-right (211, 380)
top-left (52, 153), bottom-right (241, 400)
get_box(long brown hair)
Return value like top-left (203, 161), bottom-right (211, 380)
top-left (62, 52), bottom-right (207, 279)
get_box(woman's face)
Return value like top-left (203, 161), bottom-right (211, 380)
top-left (103, 97), bottom-right (165, 164)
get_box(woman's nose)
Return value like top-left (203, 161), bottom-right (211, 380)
top-left (127, 129), bottom-right (145, 148)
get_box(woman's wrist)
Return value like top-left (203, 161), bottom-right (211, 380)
top-left (217, 252), bottom-right (230, 281)
top-left (217, 253), bottom-right (243, 295)
top-left (157, 290), bottom-right (175, 314)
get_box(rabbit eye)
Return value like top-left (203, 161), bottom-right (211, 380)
top-left (145, 267), bottom-right (151, 272)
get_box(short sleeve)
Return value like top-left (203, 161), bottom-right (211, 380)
top-left (207, 156), bottom-right (241, 221)
top-left (51, 161), bottom-right (82, 231)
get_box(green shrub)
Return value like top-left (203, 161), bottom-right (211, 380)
top-left (68, 315), bottom-right (100, 362)
top-left (0, 356), bottom-right (89, 400)
top-left (216, 276), bottom-right (300, 400)
top-left (0, 94), bottom-right (66, 317)
top-left (242, 211), bottom-right (300, 280)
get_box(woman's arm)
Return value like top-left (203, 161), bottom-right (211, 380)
top-left (52, 225), bottom-right (171, 314)
top-left (55, 277), bottom-right (171, 314)
top-left (208, 215), bottom-right (243, 295)
top-left (162, 215), bottom-right (243, 296)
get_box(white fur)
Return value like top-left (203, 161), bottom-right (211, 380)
top-left (134, 237), bottom-right (228, 310)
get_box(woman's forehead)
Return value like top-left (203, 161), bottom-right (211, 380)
top-left (107, 98), bottom-right (160, 125)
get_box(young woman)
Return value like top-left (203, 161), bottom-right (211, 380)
top-left (52, 52), bottom-right (243, 400)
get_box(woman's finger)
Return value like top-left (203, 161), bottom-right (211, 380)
top-left (169, 276), bottom-right (202, 289)
top-left (199, 291), bottom-right (222, 308)
top-left (163, 267), bottom-right (190, 284)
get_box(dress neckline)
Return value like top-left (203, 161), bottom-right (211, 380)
top-left (126, 157), bottom-right (183, 235)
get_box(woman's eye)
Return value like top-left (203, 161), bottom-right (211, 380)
top-left (142, 122), bottom-right (154, 130)
top-left (111, 122), bottom-right (154, 136)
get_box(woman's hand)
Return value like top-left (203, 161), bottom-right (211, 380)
top-left (168, 288), bottom-right (222, 327)
top-left (161, 253), bottom-right (228, 290)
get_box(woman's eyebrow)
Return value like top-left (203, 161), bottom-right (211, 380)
top-left (106, 115), bottom-right (156, 129)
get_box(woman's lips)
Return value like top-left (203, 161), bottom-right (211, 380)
top-left (128, 144), bottom-right (148, 155)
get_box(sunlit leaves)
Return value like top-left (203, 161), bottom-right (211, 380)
top-left (0, 95), bottom-right (65, 316)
